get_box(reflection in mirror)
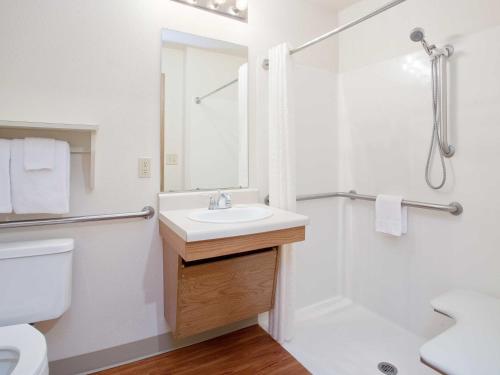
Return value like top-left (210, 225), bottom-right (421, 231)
top-left (160, 29), bottom-right (248, 192)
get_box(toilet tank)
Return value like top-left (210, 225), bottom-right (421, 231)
top-left (0, 238), bottom-right (73, 326)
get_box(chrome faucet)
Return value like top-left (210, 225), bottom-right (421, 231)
top-left (208, 191), bottom-right (232, 210)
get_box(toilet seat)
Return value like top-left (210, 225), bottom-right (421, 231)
top-left (0, 324), bottom-right (48, 375)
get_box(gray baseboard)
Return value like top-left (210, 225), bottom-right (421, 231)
top-left (49, 318), bottom-right (257, 375)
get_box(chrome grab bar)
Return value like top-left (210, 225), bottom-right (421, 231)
top-left (0, 206), bottom-right (155, 229)
top-left (265, 191), bottom-right (463, 216)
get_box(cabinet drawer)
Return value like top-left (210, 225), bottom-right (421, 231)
top-left (175, 248), bottom-right (278, 338)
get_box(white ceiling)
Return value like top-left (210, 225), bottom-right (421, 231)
top-left (305, 0), bottom-right (360, 11)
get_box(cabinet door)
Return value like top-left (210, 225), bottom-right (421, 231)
top-left (175, 248), bottom-right (278, 338)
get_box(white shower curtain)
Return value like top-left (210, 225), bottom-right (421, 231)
top-left (268, 43), bottom-right (297, 343)
top-left (238, 63), bottom-right (249, 188)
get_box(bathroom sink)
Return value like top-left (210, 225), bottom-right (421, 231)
top-left (188, 206), bottom-right (273, 224)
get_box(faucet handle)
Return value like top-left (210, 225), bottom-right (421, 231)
top-left (224, 193), bottom-right (232, 208)
top-left (219, 192), bottom-right (232, 209)
top-left (208, 195), bottom-right (217, 210)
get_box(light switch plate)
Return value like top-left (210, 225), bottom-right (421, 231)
top-left (138, 158), bottom-right (152, 178)
top-left (166, 154), bottom-right (178, 165)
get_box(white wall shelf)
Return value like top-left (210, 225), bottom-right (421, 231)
top-left (0, 120), bottom-right (99, 189)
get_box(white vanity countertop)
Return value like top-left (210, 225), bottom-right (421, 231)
top-left (159, 204), bottom-right (309, 242)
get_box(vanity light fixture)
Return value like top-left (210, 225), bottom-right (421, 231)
top-left (170, 0), bottom-right (247, 22)
top-left (212, 0), bottom-right (226, 9)
top-left (235, 0), bottom-right (247, 11)
top-left (230, 0), bottom-right (247, 15)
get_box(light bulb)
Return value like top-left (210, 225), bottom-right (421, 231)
top-left (213, 0), bottom-right (226, 8)
top-left (235, 0), bottom-right (247, 11)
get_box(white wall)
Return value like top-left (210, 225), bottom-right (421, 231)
top-left (162, 47), bottom-right (185, 191)
top-left (294, 64), bottom-right (340, 308)
top-left (0, 0), bottom-right (338, 362)
top-left (0, 0), bottom-right (249, 363)
top-left (338, 0), bottom-right (500, 339)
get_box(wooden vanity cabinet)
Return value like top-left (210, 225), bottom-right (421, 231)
top-left (164, 246), bottom-right (278, 338)
top-left (160, 221), bottom-right (305, 339)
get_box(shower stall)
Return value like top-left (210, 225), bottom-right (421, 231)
top-left (261, 0), bottom-right (500, 374)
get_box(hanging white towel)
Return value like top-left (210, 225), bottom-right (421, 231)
top-left (268, 43), bottom-right (296, 344)
top-left (11, 139), bottom-right (70, 214)
top-left (24, 137), bottom-right (56, 170)
top-left (238, 63), bottom-right (249, 188)
top-left (376, 195), bottom-right (408, 236)
top-left (0, 139), bottom-right (12, 213)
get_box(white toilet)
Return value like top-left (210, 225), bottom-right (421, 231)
top-left (0, 238), bottom-right (74, 375)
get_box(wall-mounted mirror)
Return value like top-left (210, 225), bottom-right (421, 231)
top-left (160, 29), bottom-right (248, 192)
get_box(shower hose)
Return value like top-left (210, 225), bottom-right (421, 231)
top-left (425, 54), bottom-right (447, 190)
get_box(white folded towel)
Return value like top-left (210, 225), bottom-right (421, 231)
top-left (24, 137), bottom-right (56, 170)
top-left (375, 195), bottom-right (407, 237)
top-left (11, 139), bottom-right (70, 214)
top-left (0, 139), bottom-right (12, 213)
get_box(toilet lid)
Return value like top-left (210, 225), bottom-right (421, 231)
top-left (0, 324), bottom-right (47, 375)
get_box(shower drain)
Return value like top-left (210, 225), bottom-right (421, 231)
top-left (377, 362), bottom-right (398, 375)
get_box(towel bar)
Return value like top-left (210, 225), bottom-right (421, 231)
top-left (0, 206), bottom-right (155, 229)
top-left (265, 191), bottom-right (463, 216)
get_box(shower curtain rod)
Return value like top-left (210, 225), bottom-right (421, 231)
top-left (195, 78), bottom-right (238, 104)
top-left (262, 0), bottom-right (408, 69)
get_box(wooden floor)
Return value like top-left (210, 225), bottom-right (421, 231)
top-left (94, 325), bottom-right (310, 375)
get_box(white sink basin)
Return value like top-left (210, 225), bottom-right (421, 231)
top-left (188, 206), bottom-right (273, 224)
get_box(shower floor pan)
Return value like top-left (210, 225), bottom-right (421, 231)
top-left (284, 302), bottom-right (437, 375)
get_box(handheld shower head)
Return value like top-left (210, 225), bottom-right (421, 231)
top-left (410, 27), bottom-right (434, 56)
top-left (410, 27), bottom-right (425, 42)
